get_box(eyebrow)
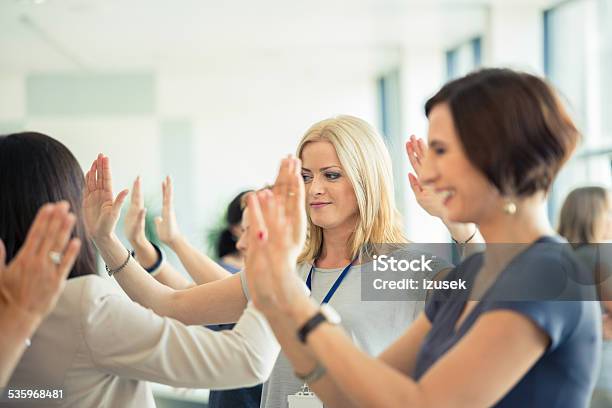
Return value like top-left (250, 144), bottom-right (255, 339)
top-left (301, 165), bottom-right (342, 172)
top-left (428, 139), bottom-right (446, 148)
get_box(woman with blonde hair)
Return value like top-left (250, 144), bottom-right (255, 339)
top-left (558, 186), bottom-right (612, 408)
top-left (93, 115), bottom-right (472, 407)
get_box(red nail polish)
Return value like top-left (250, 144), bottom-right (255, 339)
top-left (257, 231), bottom-right (264, 240)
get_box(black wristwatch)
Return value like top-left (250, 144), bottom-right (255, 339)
top-left (297, 304), bottom-right (341, 343)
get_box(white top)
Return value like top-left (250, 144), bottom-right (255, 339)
top-left (5, 275), bottom-right (279, 408)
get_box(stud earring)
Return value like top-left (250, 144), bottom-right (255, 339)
top-left (503, 200), bottom-right (517, 215)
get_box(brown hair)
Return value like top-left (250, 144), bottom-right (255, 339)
top-left (558, 186), bottom-right (609, 243)
top-left (0, 132), bottom-right (97, 279)
top-left (425, 68), bottom-right (580, 196)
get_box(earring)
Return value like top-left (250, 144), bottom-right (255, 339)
top-left (503, 200), bottom-right (517, 215)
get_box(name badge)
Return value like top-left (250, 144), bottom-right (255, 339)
top-left (287, 384), bottom-right (323, 408)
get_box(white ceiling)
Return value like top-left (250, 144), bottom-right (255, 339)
top-left (0, 0), bottom-right (562, 74)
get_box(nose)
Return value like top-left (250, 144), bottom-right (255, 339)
top-left (419, 148), bottom-right (438, 186)
top-left (308, 174), bottom-right (326, 197)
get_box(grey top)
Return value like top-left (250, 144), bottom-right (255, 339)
top-left (241, 249), bottom-right (452, 408)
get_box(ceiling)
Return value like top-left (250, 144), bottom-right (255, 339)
top-left (0, 0), bottom-right (562, 74)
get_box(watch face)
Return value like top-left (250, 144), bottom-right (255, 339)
top-left (320, 304), bottom-right (341, 325)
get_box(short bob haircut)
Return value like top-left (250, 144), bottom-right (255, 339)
top-left (558, 186), bottom-right (610, 244)
top-left (0, 132), bottom-right (97, 279)
top-left (425, 68), bottom-right (580, 197)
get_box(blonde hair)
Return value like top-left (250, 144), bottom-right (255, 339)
top-left (558, 186), bottom-right (610, 243)
top-left (296, 115), bottom-right (407, 263)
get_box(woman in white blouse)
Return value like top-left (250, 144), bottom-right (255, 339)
top-left (1, 132), bottom-right (279, 408)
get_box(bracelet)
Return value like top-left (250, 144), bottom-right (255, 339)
top-left (452, 228), bottom-right (477, 245)
top-left (106, 248), bottom-right (132, 277)
top-left (295, 362), bottom-right (327, 384)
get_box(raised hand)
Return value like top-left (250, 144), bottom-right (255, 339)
top-left (0, 202), bottom-right (81, 320)
top-left (154, 176), bottom-right (182, 246)
top-left (245, 157), bottom-right (307, 315)
top-left (124, 176), bottom-right (148, 246)
top-left (83, 154), bottom-right (129, 241)
top-left (406, 135), bottom-right (447, 219)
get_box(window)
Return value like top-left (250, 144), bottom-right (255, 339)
top-left (544, 0), bottom-right (612, 220)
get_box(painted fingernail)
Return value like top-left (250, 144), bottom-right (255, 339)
top-left (257, 231), bottom-right (264, 240)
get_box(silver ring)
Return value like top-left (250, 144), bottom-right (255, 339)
top-left (49, 251), bottom-right (62, 265)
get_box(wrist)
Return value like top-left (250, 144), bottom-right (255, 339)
top-left (0, 304), bottom-right (42, 341)
top-left (290, 296), bottom-right (319, 328)
top-left (93, 232), bottom-right (120, 247)
top-left (130, 235), bottom-right (150, 249)
top-left (167, 233), bottom-right (185, 250)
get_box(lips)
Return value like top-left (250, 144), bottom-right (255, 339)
top-left (436, 189), bottom-right (455, 206)
top-left (310, 202), bottom-right (331, 209)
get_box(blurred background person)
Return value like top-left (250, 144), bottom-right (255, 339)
top-left (558, 186), bottom-right (612, 408)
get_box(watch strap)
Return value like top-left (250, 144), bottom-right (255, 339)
top-left (297, 311), bottom-right (327, 343)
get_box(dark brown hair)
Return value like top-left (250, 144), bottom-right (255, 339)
top-left (425, 68), bottom-right (580, 196)
top-left (0, 132), bottom-right (96, 278)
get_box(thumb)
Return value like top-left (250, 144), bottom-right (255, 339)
top-left (408, 173), bottom-right (423, 193)
top-left (113, 189), bottom-right (129, 213)
top-left (154, 216), bottom-right (163, 232)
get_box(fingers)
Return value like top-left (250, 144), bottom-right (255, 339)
top-left (101, 155), bottom-right (113, 194)
top-left (95, 154), bottom-right (103, 190)
top-left (408, 173), bottom-right (423, 194)
top-left (20, 203), bottom-right (54, 259)
top-left (86, 160), bottom-right (97, 193)
top-left (260, 189), bottom-right (282, 237)
top-left (163, 176), bottom-right (174, 214)
top-left (285, 157), bottom-right (305, 221)
top-left (39, 202), bottom-right (72, 256)
top-left (273, 158), bottom-right (290, 200)
top-left (131, 176), bottom-right (143, 207)
top-left (416, 137), bottom-right (426, 159)
top-left (247, 192), bottom-right (268, 248)
top-left (405, 137), bottom-right (421, 174)
top-left (56, 238), bottom-right (81, 280)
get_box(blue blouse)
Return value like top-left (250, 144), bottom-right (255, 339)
top-left (413, 237), bottom-right (601, 407)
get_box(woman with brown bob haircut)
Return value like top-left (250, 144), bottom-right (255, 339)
top-left (241, 68), bottom-right (601, 408)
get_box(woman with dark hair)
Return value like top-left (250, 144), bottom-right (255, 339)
top-left (558, 186), bottom-right (612, 408)
top-left (1, 132), bottom-right (279, 408)
top-left (216, 190), bottom-right (251, 272)
top-left (243, 68), bottom-right (601, 407)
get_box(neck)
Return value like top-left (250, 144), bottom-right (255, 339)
top-left (317, 225), bottom-right (354, 268)
top-left (478, 194), bottom-right (555, 244)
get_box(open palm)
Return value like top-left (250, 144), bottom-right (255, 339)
top-left (82, 154), bottom-right (128, 240)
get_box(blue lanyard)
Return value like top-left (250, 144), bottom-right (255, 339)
top-left (306, 258), bottom-right (356, 304)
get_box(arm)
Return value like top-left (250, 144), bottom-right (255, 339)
top-left (155, 176), bottom-right (232, 284)
top-left (83, 280), bottom-right (279, 388)
top-left (124, 176), bottom-right (194, 290)
top-left (285, 297), bottom-right (548, 408)
top-left (83, 154), bottom-right (247, 325)
top-left (0, 203), bottom-right (80, 386)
